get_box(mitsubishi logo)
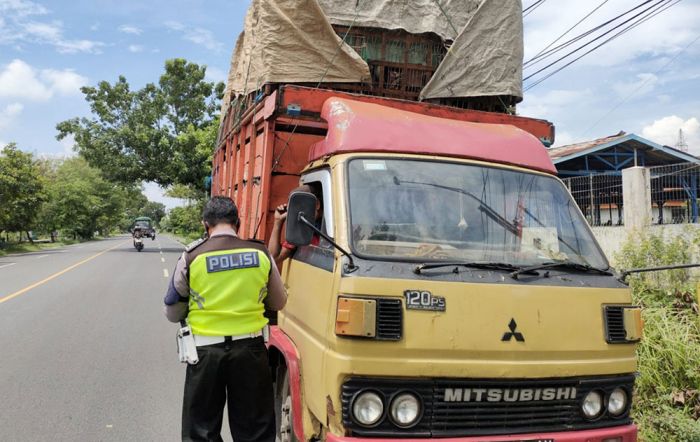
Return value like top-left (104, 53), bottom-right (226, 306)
top-left (501, 318), bottom-right (525, 342)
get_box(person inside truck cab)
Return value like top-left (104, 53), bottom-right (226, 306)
top-left (269, 183), bottom-right (324, 268)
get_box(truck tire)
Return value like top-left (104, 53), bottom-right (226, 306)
top-left (275, 368), bottom-right (298, 442)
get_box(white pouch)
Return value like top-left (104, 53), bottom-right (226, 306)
top-left (176, 321), bottom-right (199, 365)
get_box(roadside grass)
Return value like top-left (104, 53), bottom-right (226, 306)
top-left (616, 231), bottom-right (700, 441)
top-left (165, 231), bottom-right (202, 246)
top-left (0, 239), bottom-right (81, 257)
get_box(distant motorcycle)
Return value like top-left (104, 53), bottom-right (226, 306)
top-left (132, 229), bottom-right (145, 252)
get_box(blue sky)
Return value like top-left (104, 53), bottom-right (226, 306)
top-left (1, 0), bottom-right (699, 207)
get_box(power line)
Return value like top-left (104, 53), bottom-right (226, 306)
top-left (523, 0), bottom-right (676, 88)
top-left (525, 0), bottom-right (655, 69)
top-left (525, 0), bottom-right (681, 90)
top-left (526, 0), bottom-right (610, 65)
top-left (523, 0), bottom-right (546, 16)
top-left (583, 32), bottom-right (700, 136)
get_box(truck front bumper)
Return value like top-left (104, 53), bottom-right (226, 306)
top-left (326, 424), bottom-right (637, 442)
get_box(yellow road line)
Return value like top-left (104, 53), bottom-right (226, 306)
top-left (163, 269), bottom-right (169, 278)
top-left (0, 241), bottom-right (126, 305)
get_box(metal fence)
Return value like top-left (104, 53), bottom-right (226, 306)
top-left (561, 162), bottom-right (700, 227)
top-left (649, 163), bottom-right (700, 224)
top-left (562, 173), bottom-right (623, 227)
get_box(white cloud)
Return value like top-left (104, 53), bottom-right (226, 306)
top-left (205, 66), bottom-right (226, 83)
top-left (143, 181), bottom-right (187, 209)
top-left (23, 20), bottom-right (62, 40)
top-left (118, 25), bottom-right (142, 35)
top-left (0, 59), bottom-right (50, 100)
top-left (0, 1), bottom-right (104, 53)
top-left (0, 59), bottom-right (87, 101)
top-left (0, 102), bottom-right (23, 130)
top-left (0, 0), bottom-right (48, 17)
top-left (54, 39), bottom-right (104, 54)
top-left (89, 23), bottom-right (99, 31)
top-left (40, 68), bottom-right (87, 95)
top-left (164, 21), bottom-right (185, 32)
top-left (642, 116), bottom-right (700, 154)
top-left (165, 21), bottom-right (223, 52)
top-left (613, 73), bottom-right (658, 99)
top-left (128, 44), bottom-right (143, 53)
top-left (524, 0), bottom-right (700, 69)
top-left (57, 133), bottom-right (76, 156)
top-left (518, 87), bottom-right (592, 120)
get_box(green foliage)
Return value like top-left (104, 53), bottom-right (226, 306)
top-left (56, 59), bottom-right (224, 190)
top-left (38, 158), bottom-right (119, 239)
top-left (615, 230), bottom-right (700, 440)
top-left (165, 183), bottom-right (206, 200)
top-left (0, 143), bottom-right (45, 236)
top-left (160, 202), bottom-right (203, 240)
top-left (140, 201), bottom-right (167, 225)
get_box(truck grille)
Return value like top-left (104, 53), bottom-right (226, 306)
top-left (604, 305), bottom-right (627, 343)
top-left (376, 298), bottom-right (402, 340)
top-left (342, 375), bottom-right (634, 438)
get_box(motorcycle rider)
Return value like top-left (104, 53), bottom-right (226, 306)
top-left (132, 226), bottom-right (145, 250)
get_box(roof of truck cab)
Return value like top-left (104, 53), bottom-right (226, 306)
top-left (308, 98), bottom-right (557, 175)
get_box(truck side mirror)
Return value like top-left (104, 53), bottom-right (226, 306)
top-left (285, 191), bottom-right (317, 246)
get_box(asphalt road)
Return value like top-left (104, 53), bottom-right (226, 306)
top-left (0, 234), bottom-right (234, 441)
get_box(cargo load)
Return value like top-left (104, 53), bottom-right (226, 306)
top-left (221, 0), bottom-right (523, 116)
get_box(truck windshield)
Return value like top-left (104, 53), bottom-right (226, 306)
top-left (347, 158), bottom-right (608, 269)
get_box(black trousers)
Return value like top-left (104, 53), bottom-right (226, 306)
top-left (182, 336), bottom-right (276, 442)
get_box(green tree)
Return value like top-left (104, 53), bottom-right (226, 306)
top-left (141, 201), bottom-right (167, 224)
top-left (39, 157), bottom-right (132, 239)
top-left (56, 58), bottom-right (224, 189)
top-left (0, 143), bottom-right (45, 241)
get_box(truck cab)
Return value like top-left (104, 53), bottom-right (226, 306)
top-left (212, 87), bottom-right (640, 442)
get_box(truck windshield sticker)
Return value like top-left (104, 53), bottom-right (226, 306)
top-left (206, 252), bottom-right (259, 273)
top-left (362, 160), bottom-right (387, 171)
top-left (404, 290), bottom-right (445, 311)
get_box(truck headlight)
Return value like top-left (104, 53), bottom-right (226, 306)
top-left (582, 390), bottom-right (603, 419)
top-left (352, 391), bottom-right (384, 427)
top-left (389, 393), bottom-right (421, 427)
top-left (607, 388), bottom-right (628, 416)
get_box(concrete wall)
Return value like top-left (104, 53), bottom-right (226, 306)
top-left (591, 224), bottom-right (700, 267)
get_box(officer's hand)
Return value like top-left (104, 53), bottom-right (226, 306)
top-left (274, 204), bottom-right (288, 222)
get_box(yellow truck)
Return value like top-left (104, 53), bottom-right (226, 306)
top-left (212, 86), bottom-right (641, 442)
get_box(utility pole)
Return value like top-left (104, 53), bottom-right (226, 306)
top-left (675, 129), bottom-right (688, 152)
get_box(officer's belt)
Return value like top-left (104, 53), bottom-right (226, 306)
top-left (193, 331), bottom-right (263, 347)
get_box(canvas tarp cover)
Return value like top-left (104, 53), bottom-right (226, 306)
top-left (221, 0), bottom-right (370, 115)
top-left (317, 0), bottom-right (479, 41)
top-left (420, 0), bottom-right (523, 101)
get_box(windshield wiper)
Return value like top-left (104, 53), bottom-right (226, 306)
top-left (510, 262), bottom-right (613, 279)
top-left (393, 177), bottom-right (520, 236)
top-left (414, 261), bottom-right (537, 275)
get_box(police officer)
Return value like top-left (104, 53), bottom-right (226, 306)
top-left (164, 196), bottom-right (287, 442)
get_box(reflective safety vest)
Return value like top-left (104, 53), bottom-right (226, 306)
top-left (186, 235), bottom-right (272, 336)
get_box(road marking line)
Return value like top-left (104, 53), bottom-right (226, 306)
top-left (161, 257), bottom-right (165, 263)
top-left (0, 241), bottom-right (126, 305)
top-left (163, 269), bottom-right (169, 278)
top-left (35, 254), bottom-right (49, 259)
top-left (0, 263), bottom-right (16, 270)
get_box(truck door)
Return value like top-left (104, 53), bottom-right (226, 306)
top-left (279, 169), bottom-right (337, 421)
